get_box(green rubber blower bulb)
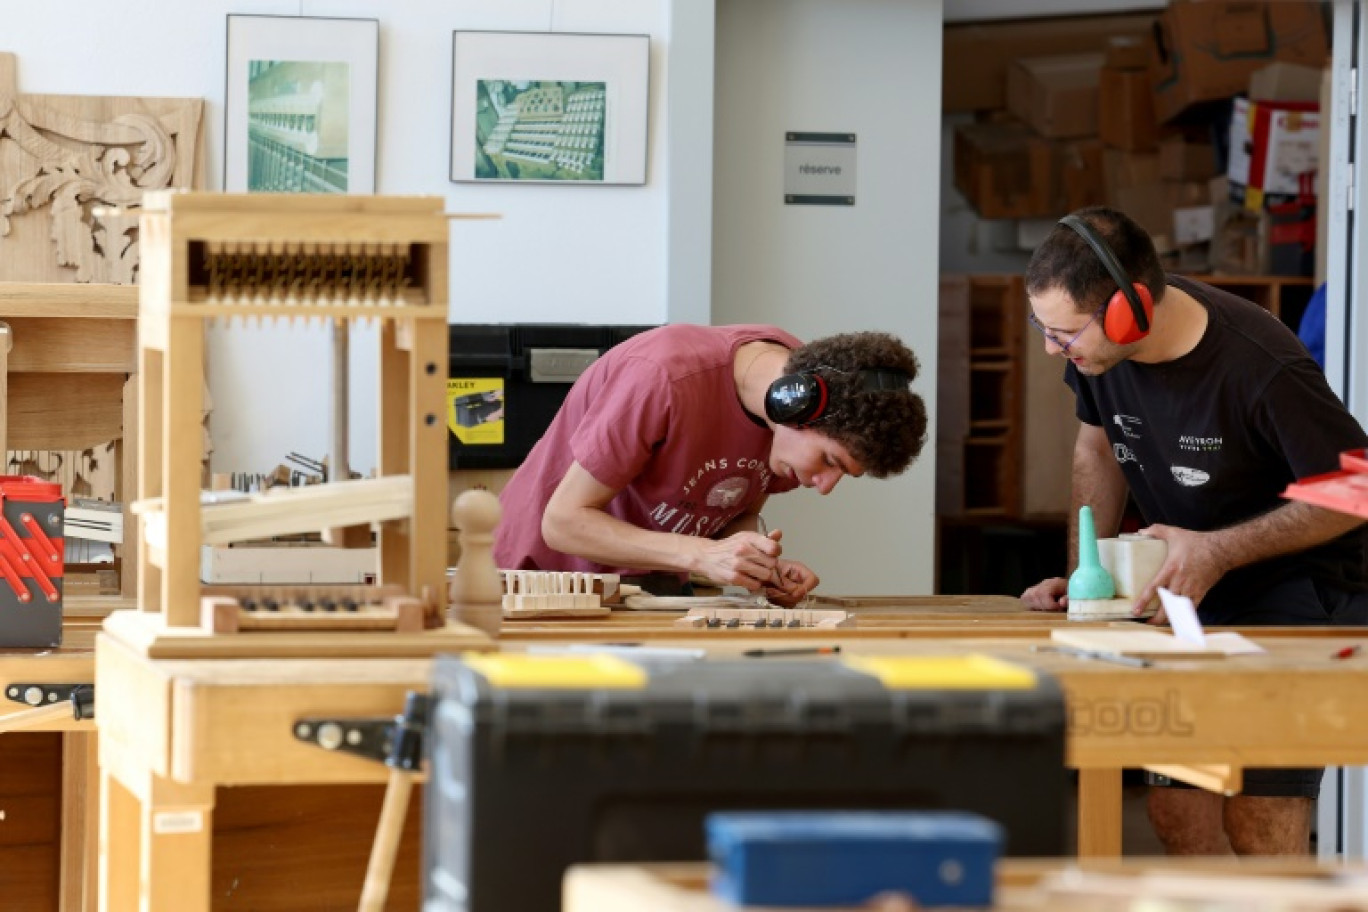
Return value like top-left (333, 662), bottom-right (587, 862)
top-left (1067, 505), bottom-right (1115, 601)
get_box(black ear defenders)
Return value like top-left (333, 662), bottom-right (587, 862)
top-left (1058, 213), bottom-right (1154, 345)
top-left (764, 367), bottom-right (910, 427)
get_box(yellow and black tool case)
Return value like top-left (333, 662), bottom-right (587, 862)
top-left (422, 652), bottom-right (1066, 912)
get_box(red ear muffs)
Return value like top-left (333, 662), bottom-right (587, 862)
top-left (1103, 283), bottom-right (1154, 345)
top-left (1058, 213), bottom-right (1154, 346)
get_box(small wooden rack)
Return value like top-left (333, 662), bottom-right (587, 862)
top-left (500, 570), bottom-right (619, 619)
top-left (115, 192), bottom-right (493, 656)
top-left (200, 583), bottom-right (437, 634)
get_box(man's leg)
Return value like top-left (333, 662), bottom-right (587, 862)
top-left (1146, 786), bottom-right (1230, 854)
top-left (1223, 795), bottom-right (1313, 855)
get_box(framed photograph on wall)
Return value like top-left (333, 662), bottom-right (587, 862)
top-left (224, 14), bottom-right (379, 194)
top-left (450, 31), bottom-right (650, 185)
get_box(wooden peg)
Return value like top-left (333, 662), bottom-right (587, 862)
top-left (448, 489), bottom-right (502, 637)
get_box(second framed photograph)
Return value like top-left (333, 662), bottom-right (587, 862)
top-left (450, 31), bottom-right (650, 185)
top-left (224, 14), bottom-right (379, 194)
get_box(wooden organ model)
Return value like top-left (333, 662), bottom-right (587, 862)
top-left (103, 192), bottom-right (491, 657)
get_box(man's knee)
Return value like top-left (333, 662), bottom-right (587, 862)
top-left (1224, 796), bottom-right (1313, 855)
top-left (1146, 786), bottom-right (1228, 855)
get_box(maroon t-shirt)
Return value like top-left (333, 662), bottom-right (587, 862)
top-left (494, 323), bottom-right (801, 575)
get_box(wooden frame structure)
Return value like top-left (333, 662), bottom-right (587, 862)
top-left (104, 192), bottom-right (483, 657)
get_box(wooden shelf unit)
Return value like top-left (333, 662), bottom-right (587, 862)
top-left (938, 274), bottom-right (1074, 520)
top-left (1188, 274), bottom-right (1316, 329)
top-left (0, 283), bottom-right (140, 598)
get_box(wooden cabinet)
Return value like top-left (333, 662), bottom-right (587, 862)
top-left (937, 274), bottom-right (1074, 520)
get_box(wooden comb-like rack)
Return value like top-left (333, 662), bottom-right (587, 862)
top-left (673, 602), bottom-right (855, 629)
top-left (499, 570), bottom-right (620, 619)
top-left (200, 584), bottom-right (440, 634)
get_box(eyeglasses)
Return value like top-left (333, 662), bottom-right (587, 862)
top-left (1027, 304), bottom-right (1105, 354)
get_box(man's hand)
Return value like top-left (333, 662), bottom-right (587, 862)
top-left (1021, 577), bottom-right (1068, 612)
top-left (692, 530), bottom-right (785, 592)
top-left (764, 559), bottom-right (819, 606)
top-left (1130, 523), bottom-right (1229, 624)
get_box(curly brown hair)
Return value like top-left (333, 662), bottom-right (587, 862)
top-left (785, 331), bottom-right (927, 477)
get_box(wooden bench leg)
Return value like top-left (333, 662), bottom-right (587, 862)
top-left (60, 732), bottom-right (98, 912)
top-left (1077, 767), bottom-right (1123, 857)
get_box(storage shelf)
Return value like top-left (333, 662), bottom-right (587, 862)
top-left (1188, 274), bottom-right (1316, 326)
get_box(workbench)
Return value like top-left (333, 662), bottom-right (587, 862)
top-left (564, 857), bottom-right (1368, 911)
top-left (499, 595), bottom-right (1363, 641)
top-left (500, 614), bottom-right (1368, 858)
top-left (1, 596), bottom-right (132, 907)
top-left (0, 624), bottom-right (96, 912)
top-left (95, 633), bottom-right (446, 912)
top-left (0, 594), bottom-right (135, 912)
top-left (90, 612), bottom-right (1368, 910)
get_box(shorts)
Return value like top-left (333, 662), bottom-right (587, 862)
top-left (1144, 767), bottom-right (1324, 798)
top-left (1151, 574), bottom-right (1368, 800)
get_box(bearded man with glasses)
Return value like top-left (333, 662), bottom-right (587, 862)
top-left (1021, 206), bottom-right (1368, 858)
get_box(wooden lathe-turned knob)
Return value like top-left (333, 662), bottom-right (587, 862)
top-left (448, 489), bottom-right (503, 637)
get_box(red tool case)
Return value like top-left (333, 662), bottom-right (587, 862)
top-left (0, 476), bottom-right (64, 647)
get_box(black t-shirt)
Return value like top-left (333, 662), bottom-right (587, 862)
top-left (1065, 275), bottom-right (1368, 613)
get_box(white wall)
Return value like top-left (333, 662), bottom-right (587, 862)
top-left (8, 0), bottom-right (945, 593)
top-left (4, 0), bottom-right (698, 475)
top-left (712, 0), bottom-right (943, 594)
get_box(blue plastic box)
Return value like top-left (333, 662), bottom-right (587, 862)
top-left (707, 810), bottom-right (1002, 908)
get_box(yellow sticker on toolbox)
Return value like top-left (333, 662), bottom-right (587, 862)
top-left (461, 652), bottom-right (648, 689)
top-left (843, 654), bottom-right (1036, 690)
top-left (447, 378), bottom-right (505, 446)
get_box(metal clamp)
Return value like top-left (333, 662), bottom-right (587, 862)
top-left (293, 691), bottom-right (429, 769)
top-left (5, 682), bottom-right (95, 720)
top-left (7, 681), bottom-right (83, 707)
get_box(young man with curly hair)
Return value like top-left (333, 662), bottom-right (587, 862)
top-left (495, 324), bottom-right (928, 604)
top-left (1021, 206), bottom-right (1368, 856)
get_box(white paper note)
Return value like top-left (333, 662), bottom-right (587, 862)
top-left (1203, 631), bottom-right (1266, 655)
top-left (1158, 587), bottom-right (1205, 648)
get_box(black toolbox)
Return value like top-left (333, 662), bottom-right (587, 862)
top-left (447, 323), bottom-right (655, 469)
top-left (422, 652), bottom-right (1067, 911)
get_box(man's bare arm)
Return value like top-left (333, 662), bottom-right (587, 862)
top-left (541, 461), bottom-right (782, 590)
top-left (1136, 502), bottom-right (1367, 610)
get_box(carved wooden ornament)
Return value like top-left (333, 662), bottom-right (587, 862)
top-left (0, 52), bottom-right (203, 284)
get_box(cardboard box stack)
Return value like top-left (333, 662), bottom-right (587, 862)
top-left (946, 0), bottom-right (1329, 275)
top-left (1150, 1), bottom-right (1328, 124)
top-left (1098, 36), bottom-right (1157, 153)
top-left (1008, 53), bottom-right (1104, 139)
top-left (1222, 63), bottom-right (1324, 276)
top-left (947, 12), bottom-right (1155, 223)
top-left (953, 121), bottom-right (1055, 221)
